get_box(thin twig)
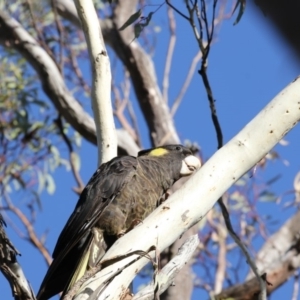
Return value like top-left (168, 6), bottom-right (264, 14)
top-left (133, 235), bottom-right (200, 300)
top-left (291, 271), bottom-right (299, 300)
top-left (54, 116), bottom-right (85, 193)
top-left (123, 70), bottom-right (142, 147)
top-left (112, 85), bottom-right (137, 142)
top-left (162, 5), bottom-right (176, 103)
top-left (186, 1), bottom-right (205, 53)
top-left (214, 223), bottom-right (227, 294)
top-left (218, 200), bottom-right (267, 300)
top-left (171, 51), bottom-right (202, 116)
top-left (68, 36), bottom-right (91, 95)
top-left (198, 66), bottom-right (223, 146)
top-left (25, 0), bottom-right (58, 69)
top-left (180, 1), bottom-right (268, 299)
top-left (165, 0), bottom-right (190, 21)
top-left (50, 0), bottom-right (65, 74)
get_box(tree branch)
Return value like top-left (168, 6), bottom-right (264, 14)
top-left (133, 235), bottom-right (200, 300)
top-left (73, 0), bottom-right (117, 164)
top-left (0, 214), bottom-right (36, 300)
top-left (162, 5), bottom-right (176, 103)
top-left (74, 78), bottom-right (300, 299)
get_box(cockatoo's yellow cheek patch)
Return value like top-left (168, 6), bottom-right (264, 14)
top-left (148, 148), bottom-right (169, 156)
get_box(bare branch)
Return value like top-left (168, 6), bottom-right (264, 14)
top-left (166, 0), bottom-right (190, 21)
top-left (74, 0), bottom-right (117, 164)
top-left (292, 272), bottom-right (299, 300)
top-left (0, 213), bottom-right (36, 300)
top-left (2, 194), bottom-right (52, 266)
top-left (50, 0), bottom-right (65, 72)
top-left (113, 86), bottom-right (137, 142)
top-left (171, 51), bottom-right (202, 116)
top-left (54, 0), bottom-right (81, 28)
top-left (214, 224), bottom-right (227, 294)
top-left (25, 0), bottom-right (58, 67)
top-left (54, 116), bottom-right (85, 194)
top-left (162, 5), bottom-right (176, 103)
top-left (133, 235), bottom-right (200, 300)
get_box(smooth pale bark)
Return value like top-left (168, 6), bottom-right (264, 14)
top-left (73, 79), bottom-right (300, 299)
top-left (74, 0), bottom-right (117, 164)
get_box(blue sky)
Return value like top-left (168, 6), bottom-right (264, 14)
top-left (2, 3), bottom-right (300, 299)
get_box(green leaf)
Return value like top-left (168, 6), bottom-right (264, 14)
top-left (234, 177), bottom-right (247, 186)
top-left (232, 0), bottom-right (246, 25)
top-left (258, 191), bottom-right (277, 202)
top-left (31, 190), bottom-right (42, 210)
top-left (31, 99), bottom-right (49, 108)
top-left (142, 12), bottom-right (154, 27)
top-left (119, 9), bottom-right (142, 31)
top-left (7, 128), bottom-right (22, 140)
top-left (50, 145), bottom-right (60, 159)
top-left (49, 151), bottom-right (61, 172)
top-left (45, 174), bottom-right (56, 195)
top-left (230, 190), bottom-right (245, 202)
top-left (37, 170), bottom-right (45, 194)
top-left (4, 184), bottom-right (12, 194)
top-left (12, 179), bottom-right (21, 191)
top-left (230, 191), bottom-right (249, 211)
top-left (266, 174), bottom-right (281, 186)
top-left (134, 23), bottom-right (143, 39)
top-left (74, 131), bottom-right (82, 147)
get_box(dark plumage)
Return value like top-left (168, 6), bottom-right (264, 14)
top-left (37, 144), bottom-right (200, 300)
